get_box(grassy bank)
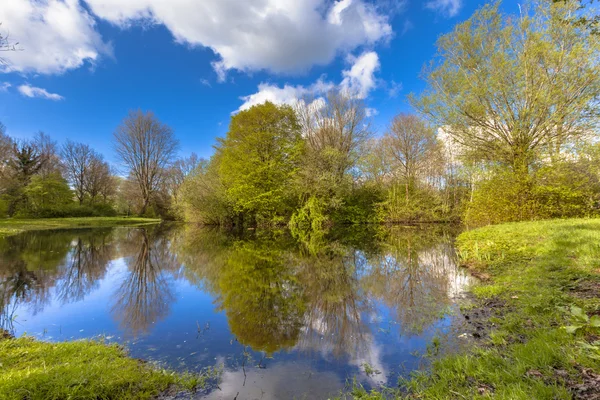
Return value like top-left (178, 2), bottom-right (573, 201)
top-left (0, 334), bottom-right (204, 400)
top-left (0, 217), bottom-right (161, 238)
top-left (351, 218), bottom-right (600, 399)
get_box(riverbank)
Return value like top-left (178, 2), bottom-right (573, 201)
top-left (350, 218), bottom-right (600, 399)
top-left (0, 333), bottom-right (205, 400)
top-left (0, 217), bottom-right (161, 238)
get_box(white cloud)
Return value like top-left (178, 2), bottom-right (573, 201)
top-left (238, 78), bottom-right (334, 112)
top-left (18, 84), bottom-right (64, 100)
top-left (83, 0), bottom-right (392, 79)
top-left (238, 51), bottom-right (380, 112)
top-left (0, 82), bottom-right (11, 92)
top-left (387, 80), bottom-right (402, 98)
top-left (426, 0), bottom-right (462, 17)
top-left (0, 0), bottom-right (110, 74)
top-left (340, 51), bottom-right (380, 99)
top-left (365, 107), bottom-right (378, 117)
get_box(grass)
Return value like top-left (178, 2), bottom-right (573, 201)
top-left (0, 217), bottom-right (161, 238)
top-left (0, 335), bottom-right (206, 400)
top-left (346, 218), bottom-right (600, 399)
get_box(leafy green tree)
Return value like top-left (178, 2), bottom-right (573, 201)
top-left (23, 173), bottom-right (73, 215)
top-left (413, 0), bottom-right (600, 173)
top-left (218, 102), bottom-right (303, 225)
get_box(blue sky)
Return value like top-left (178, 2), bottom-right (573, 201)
top-left (0, 0), bottom-right (505, 166)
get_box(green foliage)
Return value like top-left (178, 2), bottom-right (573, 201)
top-left (465, 164), bottom-right (600, 227)
top-left (378, 183), bottom-right (447, 223)
top-left (562, 305), bottom-right (600, 334)
top-left (332, 185), bottom-right (383, 224)
top-left (218, 102), bottom-right (303, 224)
top-left (413, 0), bottom-right (600, 171)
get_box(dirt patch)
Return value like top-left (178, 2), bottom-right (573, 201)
top-left (0, 329), bottom-right (14, 340)
top-left (458, 296), bottom-right (508, 341)
top-left (572, 367), bottom-right (600, 400)
top-left (571, 280), bottom-right (600, 300)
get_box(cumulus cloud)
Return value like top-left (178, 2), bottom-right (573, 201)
top-left (426, 0), bottom-right (463, 17)
top-left (83, 0), bottom-right (392, 79)
top-left (238, 78), bottom-right (334, 112)
top-left (0, 82), bottom-right (11, 92)
top-left (340, 51), bottom-right (380, 99)
top-left (18, 84), bottom-right (64, 100)
top-left (0, 0), bottom-right (110, 74)
top-left (237, 51), bottom-right (380, 112)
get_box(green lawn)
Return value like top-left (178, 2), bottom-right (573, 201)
top-left (349, 218), bottom-right (600, 399)
top-left (0, 336), bottom-right (204, 400)
top-left (0, 217), bottom-right (161, 238)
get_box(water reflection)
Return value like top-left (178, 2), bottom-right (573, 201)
top-left (0, 224), bottom-right (471, 396)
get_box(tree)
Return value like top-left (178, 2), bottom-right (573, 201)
top-left (24, 173), bottom-right (73, 215)
top-left (296, 91), bottom-right (371, 188)
top-left (166, 153), bottom-right (199, 203)
top-left (218, 102), bottom-right (303, 224)
top-left (179, 156), bottom-right (233, 225)
top-left (413, 0), bottom-right (600, 173)
top-left (0, 122), bottom-right (11, 180)
top-left (385, 114), bottom-right (440, 203)
top-left (113, 110), bottom-right (179, 215)
top-left (554, 0), bottom-right (600, 34)
top-left (0, 23), bottom-right (20, 66)
top-left (84, 155), bottom-right (112, 205)
top-left (61, 140), bottom-right (93, 205)
top-left (33, 132), bottom-right (62, 178)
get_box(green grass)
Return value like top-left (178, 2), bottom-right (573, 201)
top-left (0, 335), bottom-right (205, 400)
top-left (0, 217), bottom-right (161, 238)
top-left (346, 218), bottom-right (600, 399)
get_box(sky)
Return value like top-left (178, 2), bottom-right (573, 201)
top-left (0, 0), bottom-right (510, 166)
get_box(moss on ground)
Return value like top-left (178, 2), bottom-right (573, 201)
top-left (347, 218), bottom-right (600, 399)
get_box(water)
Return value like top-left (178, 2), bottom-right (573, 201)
top-left (0, 224), bottom-right (472, 399)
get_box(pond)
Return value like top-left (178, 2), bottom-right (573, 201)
top-left (0, 224), bottom-right (472, 399)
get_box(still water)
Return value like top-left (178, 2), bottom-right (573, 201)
top-left (0, 224), bottom-right (472, 399)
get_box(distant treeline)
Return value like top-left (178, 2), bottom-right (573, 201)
top-left (2, 0), bottom-right (599, 228)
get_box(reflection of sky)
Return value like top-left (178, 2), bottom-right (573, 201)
top-left (4, 228), bottom-right (469, 399)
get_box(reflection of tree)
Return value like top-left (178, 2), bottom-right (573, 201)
top-left (295, 245), bottom-right (369, 358)
top-left (0, 231), bottom-right (77, 330)
top-left (361, 226), bottom-right (459, 333)
top-left (218, 240), bottom-right (305, 354)
top-left (112, 228), bottom-right (178, 337)
top-left (56, 230), bottom-right (114, 303)
top-left (0, 260), bottom-right (53, 332)
top-left (0, 229), bottom-right (118, 331)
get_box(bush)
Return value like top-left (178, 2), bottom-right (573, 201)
top-left (377, 183), bottom-right (447, 223)
top-left (464, 163), bottom-right (600, 227)
top-left (15, 203), bottom-right (117, 219)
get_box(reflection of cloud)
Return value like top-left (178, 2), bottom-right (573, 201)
top-left (348, 334), bottom-right (388, 385)
top-left (203, 361), bottom-right (343, 400)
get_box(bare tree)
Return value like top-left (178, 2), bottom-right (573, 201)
top-left (0, 23), bottom-right (20, 65)
top-left (0, 122), bottom-right (11, 179)
top-left (113, 110), bottom-right (179, 214)
top-left (166, 153), bottom-right (200, 202)
top-left (61, 140), bottom-right (93, 205)
top-left (385, 114), bottom-right (439, 203)
top-left (296, 91), bottom-right (371, 183)
top-left (84, 155), bottom-right (112, 205)
top-left (33, 132), bottom-right (62, 178)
